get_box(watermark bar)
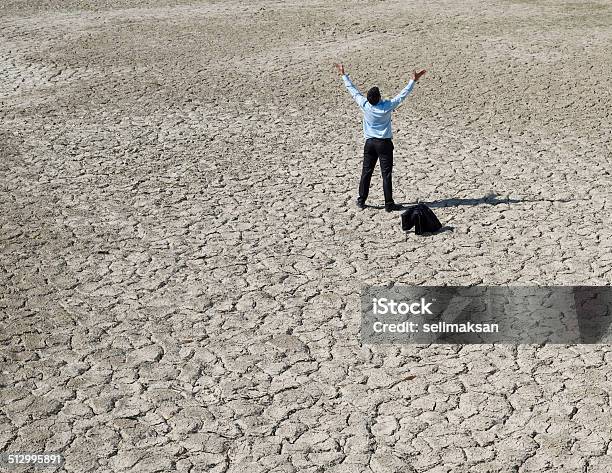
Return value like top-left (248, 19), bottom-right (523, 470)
top-left (361, 286), bottom-right (612, 344)
top-left (0, 452), bottom-right (64, 469)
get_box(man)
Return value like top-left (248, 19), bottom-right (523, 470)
top-left (334, 63), bottom-right (426, 211)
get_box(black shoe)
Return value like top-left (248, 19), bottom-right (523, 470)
top-left (356, 200), bottom-right (366, 210)
top-left (385, 202), bottom-right (403, 212)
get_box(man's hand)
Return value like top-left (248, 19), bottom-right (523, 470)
top-left (412, 69), bottom-right (427, 82)
top-left (334, 63), bottom-right (345, 76)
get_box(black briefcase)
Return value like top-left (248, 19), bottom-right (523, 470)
top-left (401, 203), bottom-right (442, 235)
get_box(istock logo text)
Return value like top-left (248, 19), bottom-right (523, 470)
top-left (372, 298), bottom-right (434, 315)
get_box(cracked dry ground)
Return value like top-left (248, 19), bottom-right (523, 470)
top-left (1, 0), bottom-right (612, 472)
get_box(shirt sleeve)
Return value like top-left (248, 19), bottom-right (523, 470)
top-left (342, 74), bottom-right (367, 109)
top-left (388, 79), bottom-right (416, 111)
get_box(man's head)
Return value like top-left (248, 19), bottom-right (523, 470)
top-left (367, 86), bottom-right (381, 105)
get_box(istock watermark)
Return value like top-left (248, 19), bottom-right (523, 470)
top-left (372, 297), bottom-right (434, 315)
top-left (361, 286), bottom-right (612, 344)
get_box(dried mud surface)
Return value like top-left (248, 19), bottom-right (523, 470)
top-left (1, 0), bottom-right (612, 471)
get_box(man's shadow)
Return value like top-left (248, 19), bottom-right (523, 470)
top-left (367, 193), bottom-right (572, 236)
top-left (401, 193), bottom-right (523, 208)
top-left (401, 193), bottom-right (574, 208)
top-left (366, 193), bottom-right (521, 210)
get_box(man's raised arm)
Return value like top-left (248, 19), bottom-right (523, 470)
top-left (389, 69), bottom-right (426, 111)
top-left (334, 63), bottom-right (367, 109)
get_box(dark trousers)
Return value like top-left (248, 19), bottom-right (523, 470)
top-left (358, 137), bottom-right (394, 205)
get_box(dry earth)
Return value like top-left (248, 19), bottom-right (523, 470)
top-left (1, 0), bottom-right (612, 471)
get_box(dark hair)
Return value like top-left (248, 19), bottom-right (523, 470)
top-left (367, 86), bottom-right (381, 105)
